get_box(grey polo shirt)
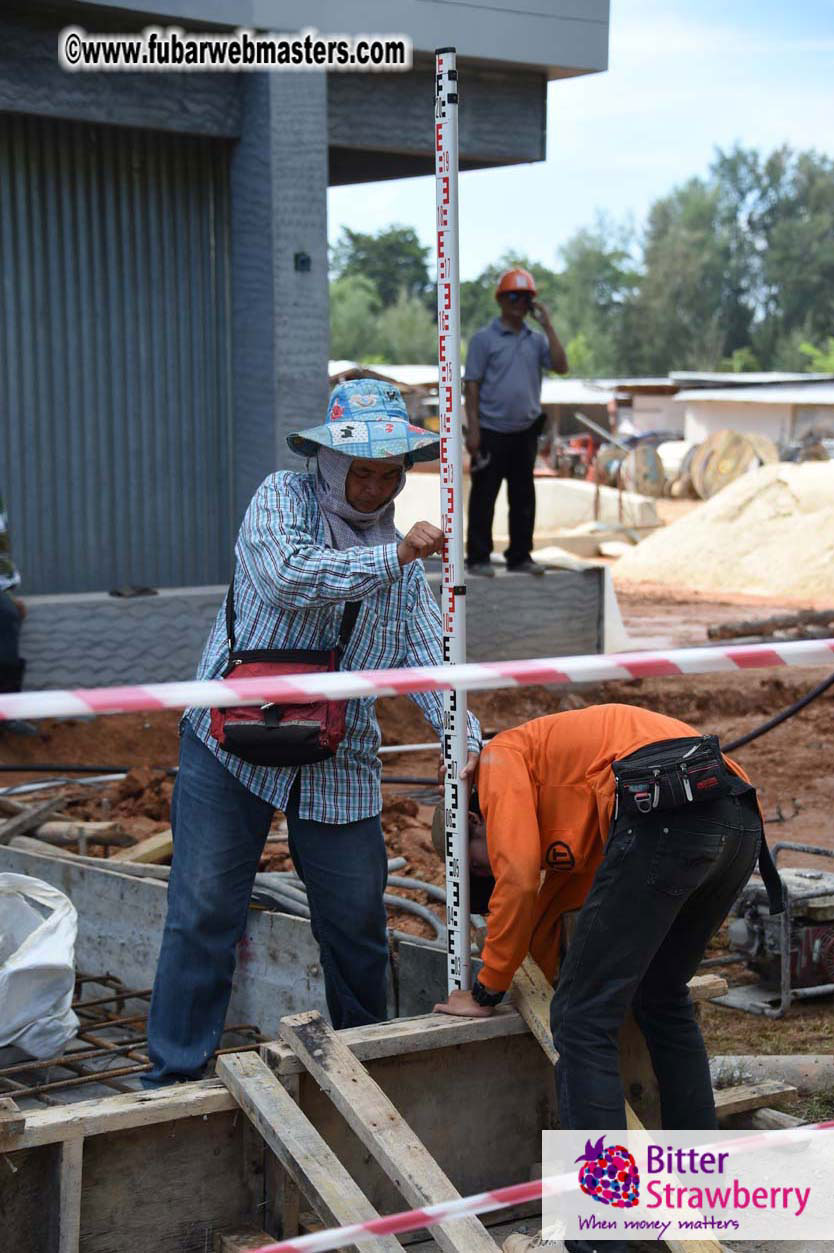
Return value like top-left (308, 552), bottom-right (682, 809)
top-left (464, 316), bottom-right (552, 434)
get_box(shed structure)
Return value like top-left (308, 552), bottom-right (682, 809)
top-left (676, 382), bottom-right (834, 447)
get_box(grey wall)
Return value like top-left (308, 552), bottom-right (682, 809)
top-left (329, 58), bottom-right (547, 184)
top-left (0, 110), bottom-right (236, 595)
top-left (17, 567), bottom-right (604, 688)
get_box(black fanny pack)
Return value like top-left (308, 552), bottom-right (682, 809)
top-left (612, 734), bottom-right (784, 915)
top-left (612, 735), bottom-right (732, 819)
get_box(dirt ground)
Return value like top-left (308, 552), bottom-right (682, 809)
top-left (3, 588), bottom-right (834, 1057)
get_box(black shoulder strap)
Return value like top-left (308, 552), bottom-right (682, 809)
top-left (225, 579), bottom-right (236, 652)
top-left (338, 602), bottom-right (361, 651)
top-left (224, 576), bottom-right (361, 658)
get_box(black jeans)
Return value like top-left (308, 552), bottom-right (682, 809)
top-left (0, 589), bottom-right (24, 692)
top-left (466, 423), bottom-right (538, 567)
top-left (554, 792), bottom-right (761, 1253)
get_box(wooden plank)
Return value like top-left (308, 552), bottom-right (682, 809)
top-left (510, 959), bottom-right (557, 1064)
top-left (78, 1104), bottom-right (254, 1253)
top-left (278, 1074), bottom-right (302, 1240)
top-left (749, 1107), bottom-right (804, 1130)
top-left (14, 1079), bottom-right (236, 1149)
top-left (0, 797), bottom-right (64, 846)
top-left (511, 957), bottom-right (722, 1253)
top-left (687, 974), bottom-right (729, 1001)
top-left (58, 1137), bottom-right (84, 1253)
top-left (280, 1011), bottom-right (498, 1253)
top-left (214, 1227), bottom-right (275, 1253)
top-left (713, 1081), bottom-right (798, 1117)
top-left (217, 1051), bottom-right (402, 1253)
top-left (0, 1096), bottom-right (26, 1144)
top-left (112, 828), bottom-right (173, 864)
top-left (262, 1005), bottom-right (527, 1076)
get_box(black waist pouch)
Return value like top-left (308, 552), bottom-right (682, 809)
top-left (612, 735), bottom-right (733, 819)
top-left (612, 734), bottom-right (785, 915)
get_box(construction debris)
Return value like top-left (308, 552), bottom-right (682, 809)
top-left (708, 607), bottom-right (834, 641)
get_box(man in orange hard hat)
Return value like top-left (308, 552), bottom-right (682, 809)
top-left (464, 267), bottom-right (568, 577)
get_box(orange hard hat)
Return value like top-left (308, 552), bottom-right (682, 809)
top-left (495, 267), bottom-right (537, 297)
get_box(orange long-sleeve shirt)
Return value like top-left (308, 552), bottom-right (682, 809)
top-left (476, 704), bottom-right (751, 992)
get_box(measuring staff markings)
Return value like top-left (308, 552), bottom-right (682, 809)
top-left (435, 45), bottom-right (470, 994)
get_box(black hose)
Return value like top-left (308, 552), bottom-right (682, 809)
top-left (724, 669), bottom-right (834, 753)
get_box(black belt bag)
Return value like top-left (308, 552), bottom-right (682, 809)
top-left (612, 734), bottom-right (784, 915)
top-left (612, 735), bottom-right (732, 819)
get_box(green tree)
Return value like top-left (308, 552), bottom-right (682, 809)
top-left (556, 219), bottom-right (639, 375)
top-left (628, 177), bottom-right (733, 373)
top-left (751, 148), bottom-right (834, 363)
top-left (329, 275), bottom-right (382, 361)
top-left (331, 225), bottom-right (431, 309)
top-left (800, 336), bottom-right (834, 372)
top-left (376, 290), bottom-right (438, 363)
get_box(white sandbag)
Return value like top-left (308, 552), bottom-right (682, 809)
top-left (0, 873), bottom-right (79, 1058)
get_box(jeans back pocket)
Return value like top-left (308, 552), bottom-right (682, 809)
top-left (647, 819), bottom-right (727, 898)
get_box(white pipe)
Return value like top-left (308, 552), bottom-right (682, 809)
top-left (435, 45), bottom-right (471, 995)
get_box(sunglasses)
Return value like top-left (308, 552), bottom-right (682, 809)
top-left (506, 291), bottom-right (533, 304)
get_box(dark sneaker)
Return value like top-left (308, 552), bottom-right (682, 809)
top-left (467, 563), bottom-right (495, 578)
top-left (507, 559), bottom-right (545, 576)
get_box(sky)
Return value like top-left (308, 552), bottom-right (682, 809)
top-left (327, 0), bottom-right (834, 280)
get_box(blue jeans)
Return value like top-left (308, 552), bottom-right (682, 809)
top-left (554, 791), bottom-right (761, 1253)
top-left (145, 722), bottom-right (389, 1085)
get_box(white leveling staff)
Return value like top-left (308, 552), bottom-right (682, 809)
top-left (435, 46), bottom-right (471, 995)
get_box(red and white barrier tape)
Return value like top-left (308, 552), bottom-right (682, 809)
top-left (247, 1121), bottom-right (834, 1253)
top-left (248, 1173), bottom-right (560, 1253)
top-left (1, 639), bottom-right (832, 724)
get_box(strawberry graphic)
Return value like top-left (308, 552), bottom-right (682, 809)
top-left (576, 1136), bottom-right (639, 1208)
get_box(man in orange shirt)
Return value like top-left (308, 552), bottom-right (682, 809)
top-left (435, 705), bottom-right (782, 1152)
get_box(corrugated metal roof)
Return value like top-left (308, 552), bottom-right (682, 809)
top-left (671, 371), bottom-right (834, 386)
top-left (540, 379), bottom-right (615, 405)
top-left (675, 384), bottom-right (834, 405)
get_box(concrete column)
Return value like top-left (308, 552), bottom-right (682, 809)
top-left (229, 69), bottom-right (329, 527)
top-left (268, 68), bottom-right (330, 468)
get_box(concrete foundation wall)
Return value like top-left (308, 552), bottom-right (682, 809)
top-left (18, 566), bottom-right (605, 689)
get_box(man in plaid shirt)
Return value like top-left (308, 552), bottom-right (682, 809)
top-left (146, 380), bottom-right (481, 1085)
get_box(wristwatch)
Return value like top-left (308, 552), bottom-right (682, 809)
top-left (471, 978), bottom-right (504, 1008)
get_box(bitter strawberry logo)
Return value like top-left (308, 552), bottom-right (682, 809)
top-left (576, 1136), bottom-right (640, 1208)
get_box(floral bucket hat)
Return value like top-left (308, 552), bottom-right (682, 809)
top-left (287, 378), bottom-right (440, 463)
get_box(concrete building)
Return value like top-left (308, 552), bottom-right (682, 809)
top-left (1, 0), bottom-right (610, 596)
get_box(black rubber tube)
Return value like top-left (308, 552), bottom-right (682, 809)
top-left (723, 669), bottom-right (834, 752)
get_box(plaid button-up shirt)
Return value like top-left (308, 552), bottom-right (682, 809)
top-left (188, 472), bottom-right (481, 823)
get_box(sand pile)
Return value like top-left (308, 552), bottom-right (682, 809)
top-left (614, 462), bottom-right (834, 600)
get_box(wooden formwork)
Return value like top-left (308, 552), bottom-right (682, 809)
top-left (0, 962), bottom-right (800, 1253)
